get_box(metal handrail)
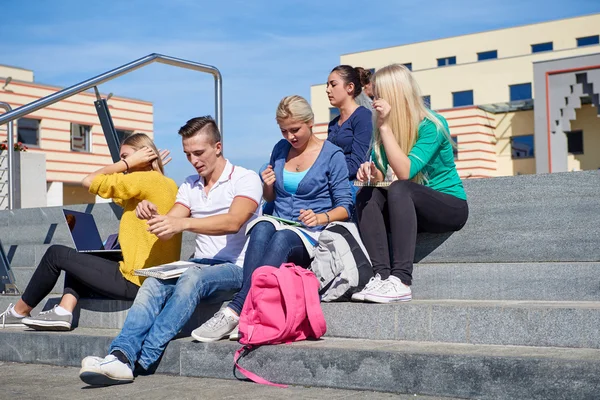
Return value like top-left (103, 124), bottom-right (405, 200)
top-left (0, 53), bottom-right (223, 133)
top-left (0, 102), bottom-right (13, 210)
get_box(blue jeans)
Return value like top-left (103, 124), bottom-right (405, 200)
top-left (108, 259), bottom-right (243, 371)
top-left (228, 222), bottom-right (311, 315)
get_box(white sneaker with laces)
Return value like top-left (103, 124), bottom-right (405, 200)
top-left (191, 309), bottom-right (239, 343)
top-left (79, 354), bottom-right (133, 386)
top-left (364, 275), bottom-right (412, 303)
top-left (351, 274), bottom-right (384, 302)
top-left (0, 303), bottom-right (26, 328)
top-left (81, 356), bottom-right (104, 369)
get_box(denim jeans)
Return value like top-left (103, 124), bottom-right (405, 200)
top-left (228, 221), bottom-right (311, 315)
top-left (108, 259), bottom-right (243, 371)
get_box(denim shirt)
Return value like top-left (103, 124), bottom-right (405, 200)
top-left (269, 139), bottom-right (353, 229)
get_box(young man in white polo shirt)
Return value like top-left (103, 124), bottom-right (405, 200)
top-left (79, 116), bottom-right (262, 386)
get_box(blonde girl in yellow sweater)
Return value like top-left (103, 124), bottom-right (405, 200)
top-left (1, 134), bottom-right (181, 331)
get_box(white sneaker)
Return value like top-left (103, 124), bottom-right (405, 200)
top-left (191, 309), bottom-right (239, 343)
top-left (351, 274), bottom-right (384, 302)
top-left (0, 303), bottom-right (26, 328)
top-left (81, 356), bottom-right (104, 369)
top-left (364, 275), bottom-right (412, 303)
top-left (229, 325), bottom-right (240, 341)
top-left (79, 354), bottom-right (133, 386)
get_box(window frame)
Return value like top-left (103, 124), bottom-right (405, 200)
top-left (509, 83), bottom-right (533, 102)
top-left (531, 42), bottom-right (553, 53)
top-left (576, 35), bottom-right (600, 47)
top-left (510, 134), bottom-right (535, 159)
top-left (452, 90), bottom-right (474, 108)
top-left (437, 56), bottom-right (456, 67)
top-left (451, 135), bottom-right (458, 160)
top-left (422, 95), bottom-right (431, 109)
top-left (567, 130), bottom-right (584, 155)
top-left (477, 50), bottom-right (498, 61)
top-left (17, 118), bottom-right (41, 147)
top-left (70, 122), bottom-right (92, 153)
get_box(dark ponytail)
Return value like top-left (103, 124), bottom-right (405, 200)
top-left (331, 65), bottom-right (362, 98)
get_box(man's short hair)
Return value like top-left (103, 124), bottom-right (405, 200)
top-left (178, 116), bottom-right (221, 144)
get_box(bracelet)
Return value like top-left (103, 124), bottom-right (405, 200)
top-left (122, 159), bottom-right (130, 173)
top-left (324, 212), bottom-right (330, 225)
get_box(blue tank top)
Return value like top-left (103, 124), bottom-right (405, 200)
top-left (283, 168), bottom-right (310, 194)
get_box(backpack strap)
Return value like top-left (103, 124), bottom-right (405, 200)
top-left (296, 268), bottom-right (327, 338)
top-left (275, 264), bottom-right (299, 340)
top-left (234, 346), bottom-right (288, 388)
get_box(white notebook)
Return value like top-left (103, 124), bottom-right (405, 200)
top-left (133, 260), bottom-right (197, 280)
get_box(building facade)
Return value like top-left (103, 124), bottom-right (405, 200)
top-left (0, 65), bottom-right (154, 207)
top-left (310, 13), bottom-right (600, 178)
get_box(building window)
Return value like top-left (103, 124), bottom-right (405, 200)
top-left (422, 95), bottom-right (431, 109)
top-left (509, 83), bottom-right (532, 101)
top-left (403, 63), bottom-right (412, 71)
top-left (17, 118), bottom-right (40, 146)
top-left (577, 35), bottom-right (600, 47)
top-left (329, 108), bottom-right (340, 121)
top-left (437, 56), bottom-right (456, 67)
top-left (567, 130), bottom-right (583, 154)
top-left (452, 90), bottom-right (473, 107)
top-left (511, 135), bottom-right (534, 159)
top-left (451, 136), bottom-right (458, 160)
top-left (116, 129), bottom-right (133, 144)
top-left (71, 123), bottom-right (91, 152)
top-left (477, 50), bottom-right (497, 61)
top-left (531, 42), bottom-right (553, 53)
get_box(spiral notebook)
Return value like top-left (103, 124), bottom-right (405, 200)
top-left (134, 260), bottom-right (197, 280)
top-left (353, 180), bottom-right (393, 187)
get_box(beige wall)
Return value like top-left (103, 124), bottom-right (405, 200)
top-left (567, 104), bottom-right (600, 171)
top-left (0, 65), bottom-right (33, 82)
top-left (62, 184), bottom-right (96, 206)
top-left (340, 14), bottom-right (599, 71)
top-left (0, 66), bottom-right (153, 187)
top-left (495, 110), bottom-right (536, 176)
top-left (312, 14), bottom-right (600, 120)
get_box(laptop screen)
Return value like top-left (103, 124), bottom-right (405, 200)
top-left (62, 210), bottom-right (105, 251)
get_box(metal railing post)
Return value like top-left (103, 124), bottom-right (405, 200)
top-left (0, 102), bottom-right (13, 210)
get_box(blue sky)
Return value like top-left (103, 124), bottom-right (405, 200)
top-left (1, 0), bottom-right (599, 184)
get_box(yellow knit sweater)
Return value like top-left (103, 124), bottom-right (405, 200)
top-left (90, 171), bottom-right (182, 286)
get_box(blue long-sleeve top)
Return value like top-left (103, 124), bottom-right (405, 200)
top-left (327, 106), bottom-right (373, 180)
top-left (268, 139), bottom-right (353, 229)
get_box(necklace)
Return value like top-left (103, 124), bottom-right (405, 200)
top-left (295, 164), bottom-right (301, 172)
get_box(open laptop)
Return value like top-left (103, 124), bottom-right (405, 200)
top-left (62, 209), bottom-right (122, 261)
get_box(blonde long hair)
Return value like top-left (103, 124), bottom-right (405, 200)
top-left (372, 64), bottom-right (451, 183)
top-left (276, 95), bottom-right (314, 125)
top-left (121, 133), bottom-right (164, 174)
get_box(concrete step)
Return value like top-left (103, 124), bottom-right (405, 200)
top-left (416, 170), bottom-right (600, 263)
top-left (4, 238), bottom-right (196, 269)
top-left (2, 362), bottom-right (461, 400)
top-left (412, 262), bottom-right (600, 301)
top-left (3, 296), bottom-right (599, 349)
top-left (0, 329), bottom-right (598, 399)
top-left (9, 261), bottom-right (599, 302)
top-left (9, 267), bottom-right (64, 294)
top-left (323, 300), bottom-right (600, 349)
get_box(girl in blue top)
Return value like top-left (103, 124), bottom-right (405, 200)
top-left (353, 64), bottom-right (468, 304)
top-left (326, 65), bottom-right (373, 185)
top-left (215, 95), bottom-right (352, 337)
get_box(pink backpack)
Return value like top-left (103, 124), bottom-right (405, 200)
top-left (233, 263), bottom-right (327, 387)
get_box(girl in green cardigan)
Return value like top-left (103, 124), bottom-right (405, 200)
top-left (353, 64), bottom-right (469, 303)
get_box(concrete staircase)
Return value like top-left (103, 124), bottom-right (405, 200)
top-left (1, 171), bottom-right (599, 399)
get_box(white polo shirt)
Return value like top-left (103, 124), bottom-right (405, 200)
top-left (175, 160), bottom-right (262, 267)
